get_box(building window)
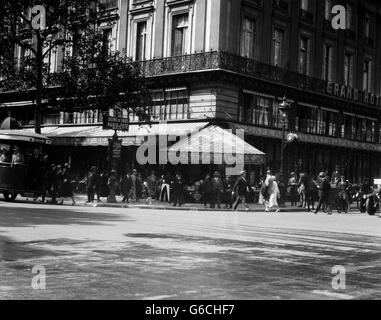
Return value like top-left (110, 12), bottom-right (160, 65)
top-left (328, 112), bottom-right (337, 137)
top-left (151, 89), bottom-right (190, 121)
top-left (363, 60), bottom-right (372, 93)
top-left (364, 14), bottom-right (371, 38)
top-left (322, 44), bottom-right (333, 81)
top-left (324, 0), bottom-right (332, 20)
top-left (272, 28), bottom-right (284, 67)
top-left (136, 21), bottom-right (147, 61)
top-left (241, 93), bottom-right (286, 128)
top-left (241, 17), bottom-right (256, 58)
top-left (344, 53), bottom-right (354, 87)
top-left (300, 0), bottom-right (309, 11)
top-left (299, 37), bottom-right (310, 75)
top-left (102, 28), bottom-right (113, 54)
top-left (100, 0), bottom-right (118, 10)
top-left (171, 14), bottom-right (189, 56)
top-left (346, 3), bottom-right (353, 30)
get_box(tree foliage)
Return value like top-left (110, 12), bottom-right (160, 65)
top-left (0, 0), bottom-right (151, 127)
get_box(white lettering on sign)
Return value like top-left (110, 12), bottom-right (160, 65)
top-left (31, 5), bottom-right (46, 30)
top-left (331, 5), bottom-right (346, 30)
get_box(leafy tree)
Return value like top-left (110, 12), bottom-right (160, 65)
top-left (0, 0), bottom-right (151, 133)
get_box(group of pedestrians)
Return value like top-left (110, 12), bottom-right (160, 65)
top-left (287, 169), bottom-right (354, 215)
top-left (38, 163), bottom-right (370, 215)
top-left (40, 163), bottom-right (76, 205)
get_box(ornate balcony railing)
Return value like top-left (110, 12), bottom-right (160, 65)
top-left (135, 51), bottom-right (326, 95)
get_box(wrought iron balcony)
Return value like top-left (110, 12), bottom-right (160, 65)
top-left (135, 51), bottom-right (326, 95)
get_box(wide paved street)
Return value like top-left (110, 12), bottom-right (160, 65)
top-left (0, 201), bottom-right (380, 300)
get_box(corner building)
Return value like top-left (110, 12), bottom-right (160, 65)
top-left (1, 0), bottom-right (381, 183)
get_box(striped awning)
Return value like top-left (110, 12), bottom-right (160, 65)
top-left (167, 125), bottom-right (266, 165)
top-left (24, 122), bottom-right (209, 147)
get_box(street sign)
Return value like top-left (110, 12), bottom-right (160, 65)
top-left (103, 114), bottom-right (129, 131)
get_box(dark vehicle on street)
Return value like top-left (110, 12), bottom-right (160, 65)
top-left (0, 129), bottom-right (51, 202)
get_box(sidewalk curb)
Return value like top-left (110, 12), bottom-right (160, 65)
top-left (84, 202), bottom-right (308, 212)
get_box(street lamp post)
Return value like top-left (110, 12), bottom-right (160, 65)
top-left (278, 96), bottom-right (291, 205)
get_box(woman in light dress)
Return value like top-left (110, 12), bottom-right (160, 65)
top-left (265, 175), bottom-right (280, 213)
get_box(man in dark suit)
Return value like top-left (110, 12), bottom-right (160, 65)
top-left (314, 172), bottom-right (331, 214)
top-left (232, 170), bottom-right (251, 211)
top-left (172, 173), bottom-right (185, 207)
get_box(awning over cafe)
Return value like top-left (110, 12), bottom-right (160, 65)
top-left (24, 122), bottom-right (209, 146)
top-left (167, 125), bottom-right (266, 165)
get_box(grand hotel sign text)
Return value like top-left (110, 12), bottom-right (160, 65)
top-left (326, 82), bottom-right (381, 108)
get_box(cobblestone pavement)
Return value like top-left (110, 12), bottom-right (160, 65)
top-left (0, 201), bottom-right (380, 300)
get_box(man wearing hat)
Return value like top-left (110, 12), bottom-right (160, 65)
top-left (107, 170), bottom-right (118, 203)
top-left (287, 172), bottom-right (299, 206)
top-left (314, 172), bottom-right (331, 214)
top-left (232, 170), bottom-right (251, 211)
top-left (86, 166), bottom-right (98, 203)
top-left (211, 171), bottom-right (224, 209)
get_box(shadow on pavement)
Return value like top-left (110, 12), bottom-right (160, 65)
top-left (0, 206), bottom-right (131, 228)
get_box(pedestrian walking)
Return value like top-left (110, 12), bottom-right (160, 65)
top-left (172, 173), bottom-right (185, 207)
top-left (129, 169), bottom-right (141, 202)
top-left (298, 172), bottom-right (307, 208)
top-left (58, 163), bottom-right (76, 206)
top-left (201, 174), bottom-right (212, 208)
top-left (265, 175), bottom-right (280, 213)
top-left (223, 176), bottom-right (234, 209)
top-left (305, 174), bottom-right (317, 211)
top-left (146, 171), bottom-right (158, 205)
top-left (96, 171), bottom-right (109, 202)
top-left (211, 171), bottom-right (224, 209)
top-left (314, 172), bottom-right (331, 214)
top-left (121, 172), bottom-right (132, 203)
top-left (287, 172), bottom-right (298, 206)
top-left (232, 170), bottom-right (251, 211)
top-left (86, 166), bottom-right (98, 203)
top-left (159, 173), bottom-right (171, 202)
top-left (47, 163), bottom-right (58, 204)
top-left (107, 170), bottom-right (118, 203)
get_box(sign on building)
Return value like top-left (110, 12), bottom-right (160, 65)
top-left (102, 107), bottom-right (129, 131)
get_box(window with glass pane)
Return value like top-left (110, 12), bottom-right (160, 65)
top-left (363, 60), bottom-right (372, 92)
top-left (299, 37), bottom-right (310, 75)
top-left (272, 28), bottom-right (284, 67)
top-left (328, 112), bottom-right (336, 136)
top-left (300, 0), bottom-right (309, 10)
top-left (346, 3), bottom-right (353, 30)
top-left (172, 14), bottom-right (189, 56)
top-left (136, 21), bottom-right (147, 61)
top-left (151, 89), bottom-right (189, 120)
top-left (364, 15), bottom-right (371, 38)
top-left (241, 17), bottom-right (255, 58)
top-left (344, 53), bottom-right (353, 87)
top-left (324, 0), bottom-right (332, 20)
top-left (102, 28), bottom-right (113, 53)
top-left (344, 115), bottom-right (352, 139)
top-left (322, 44), bottom-right (333, 81)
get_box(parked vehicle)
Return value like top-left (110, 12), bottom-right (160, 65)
top-left (0, 129), bottom-right (51, 202)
